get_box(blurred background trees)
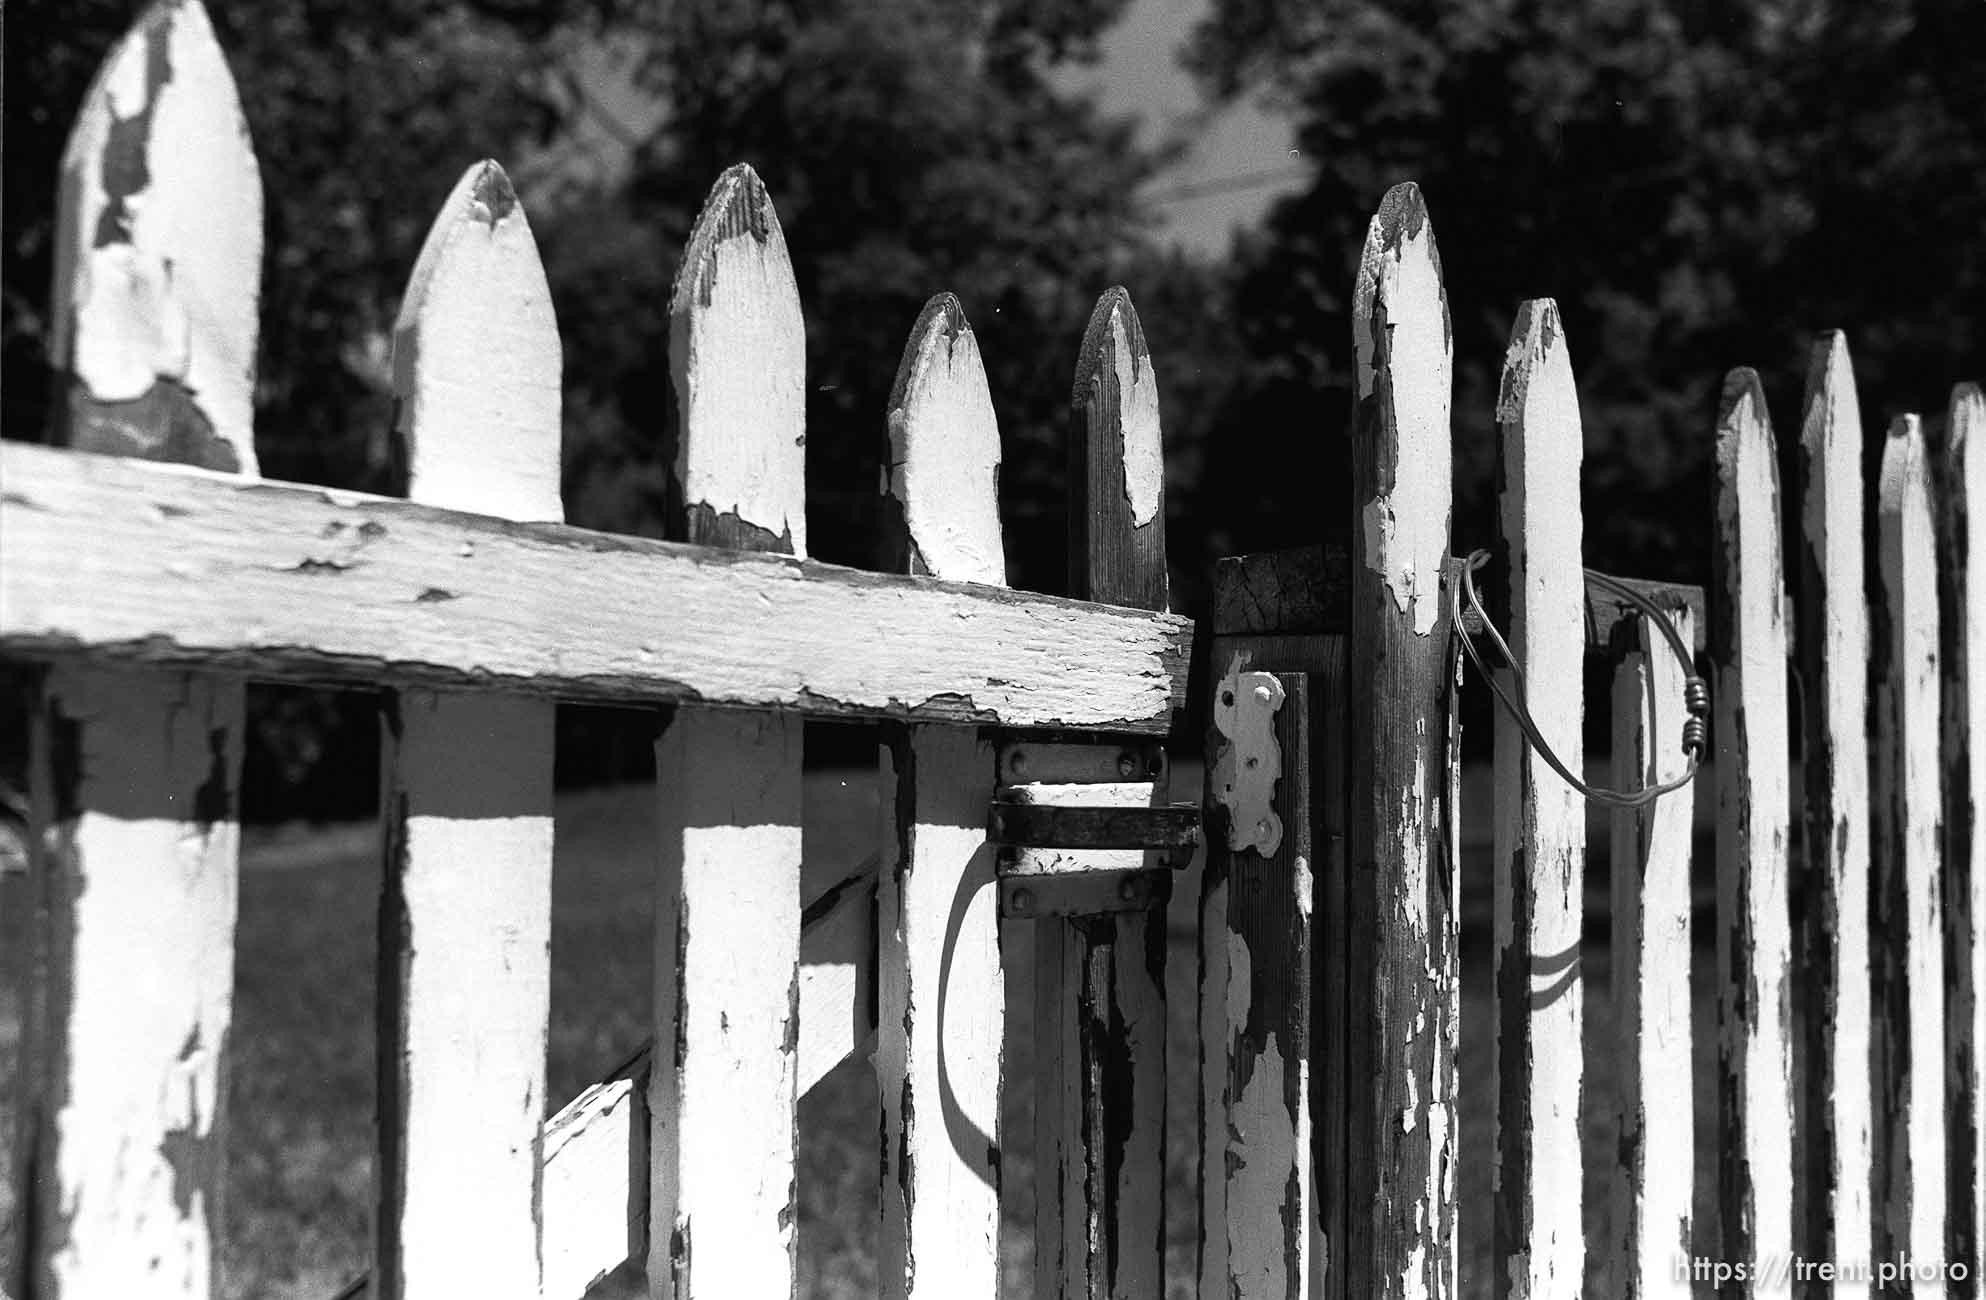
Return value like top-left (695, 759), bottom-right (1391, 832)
top-left (5, 0), bottom-right (1983, 814)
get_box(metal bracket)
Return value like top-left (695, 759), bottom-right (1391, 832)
top-left (1211, 667), bottom-right (1285, 856)
top-left (999, 867), bottom-right (1172, 919)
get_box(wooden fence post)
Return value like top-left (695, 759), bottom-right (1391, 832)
top-left (14, 4), bottom-right (260, 1294)
top-left (1604, 608), bottom-right (1696, 1297)
top-left (1872, 414), bottom-right (1945, 1284)
top-left (1345, 181), bottom-right (1458, 1300)
top-left (1710, 369), bottom-right (1796, 1290)
top-left (1791, 333), bottom-right (1873, 1292)
top-left (1939, 383), bottom-right (1986, 1298)
top-left (649, 163), bottom-right (808, 1300)
top-left (877, 293), bottom-right (1005, 1300)
top-left (1492, 299), bottom-right (1585, 1298)
top-left (1034, 286), bottom-right (1170, 1299)
top-left (373, 160), bottom-right (562, 1299)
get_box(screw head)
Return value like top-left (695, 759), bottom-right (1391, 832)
top-left (1009, 750), bottom-right (1029, 777)
top-left (1118, 875), bottom-right (1147, 904)
top-left (1118, 752), bottom-right (1138, 778)
top-left (1009, 886), bottom-right (1036, 917)
top-left (1255, 817), bottom-right (1274, 840)
top-left (1253, 683), bottom-right (1274, 705)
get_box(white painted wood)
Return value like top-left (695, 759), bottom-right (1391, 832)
top-left (1872, 414), bottom-right (1945, 1286)
top-left (373, 161), bottom-right (561, 1300)
top-left (885, 293), bottom-right (1003, 582)
top-left (1344, 181), bottom-right (1456, 1300)
top-left (1710, 370), bottom-right (1796, 1285)
top-left (671, 163), bottom-right (807, 556)
top-left (649, 163), bottom-right (806, 1300)
top-left (1491, 298), bottom-right (1585, 1298)
top-left (0, 443), bottom-right (1192, 733)
top-left (1605, 610), bottom-right (1696, 1298)
top-left (539, 870), bottom-right (878, 1299)
top-left (22, 666), bottom-right (242, 1298)
top-left (51, 0), bottom-right (261, 471)
top-left (877, 294), bottom-right (1004, 1300)
top-left (1792, 333), bottom-right (1871, 1292)
top-left (1946, 383), bottom-right (1986, 1295)
top-left (15, 10), bottom-right (258, 1294)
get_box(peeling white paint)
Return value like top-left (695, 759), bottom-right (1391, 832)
top-left (1354, 191), bottom-right (1452, 637)
top-left (1714, 375), bottom-right (1797, 1277)
top-left (56, 0), bottom-right (262, 469)
top-left (38, 665), bottom-right (241, 1296)
top-left (0, 443), bottom-right (1190, 731)
top-left (1795, 335), bottom-right (1872, 1284)
top-left (1225, 1032), bottom-right (1299, 1300)
top-left (673, 169), bottom-right (808, 556)
top-left (1874, 415), bottom-right (1944, 1274)
top-left (888, 303), bottom-right (1003, 583)
top-left (1111, 310), bottom-right (1164, 528)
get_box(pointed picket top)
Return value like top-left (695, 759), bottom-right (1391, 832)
top-left (1792, 331), bottom-right (1872, 1281)
top-left (669, 163), bottom-right (807, 556)
top-left (1070, 285), bottom-right (1166, 610)
top-left (884, 292), bottom-right (1004, 583)
top-left (391, 159), bottom-right (562, 522)
top-left (1352, 182), bottom-right (1452, 637)
top-left (52, 0), bottom-right (262, 471)
top-left (1713, 369), bottom-right (1787, 644)
top-left (1872, 411), bottom-right (1945, 1273)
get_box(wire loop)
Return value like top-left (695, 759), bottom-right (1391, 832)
top-left (1451, 549), bottom-right (1707, 810)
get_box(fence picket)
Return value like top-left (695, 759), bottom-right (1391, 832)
top-left (1204, 664), bottom-right (1324, 1299)
top-left (1344, 182), bottom-right (1458, 1299)
top-left (1792, 333), bottom-right (1873, 1291)
top-left (1492, 298), bottom-right (1585, 1298)
top-left (1604, 608), bottom-right (1696, 1296)
top-left (649, 163), bottom-right (808, 1300)
top-left (1711, 370), bottom-right (1796, 1289)
top-left (876, 293), bottom-right (1004, 1300)
top-left (1872, 414), bottom-right (1946, 1282)
top-left (14, 4), bottom-right (259, 1295)
top-left (1034, 286), bottom-right (1169, 1299)
top-left (373, 160), bottom-right (562, 1299)
top-left (1939, 383), bottom-right (1986, 1297)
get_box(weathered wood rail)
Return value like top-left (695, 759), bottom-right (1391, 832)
top-left (7, 6), bottom-right (1986, 1300)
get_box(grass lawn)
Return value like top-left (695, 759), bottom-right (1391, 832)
top-left (2, 757), bottom-right (1726, 1299)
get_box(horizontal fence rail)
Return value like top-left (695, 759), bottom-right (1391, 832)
top-left (0, 442), bottom-right (1192, 731)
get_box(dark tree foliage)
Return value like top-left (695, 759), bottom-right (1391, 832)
top-left (1182, 0), bottom-right (1986, 585)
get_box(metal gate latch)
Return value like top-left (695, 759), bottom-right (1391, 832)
top-left (1211, 668), bottom-right (1284, 856)
top-left (988, 739), bottom-right (1200, 919)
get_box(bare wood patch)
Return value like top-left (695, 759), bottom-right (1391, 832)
top-left (1491, 299), bottom-right (1585, 1298)
top-left (1938, 383), bottom-right (1986, 1295)
top-left (1871, 413), bottom-right (1945, 1278)
top-left (877, 293), bottom-right (1004, 1300)
top-left (1712, 370), bottom-right (1797, 1287)
top-left (649, 163), bottom-right (807, 1299)
top-left (1345, 181), bottom-right (1458, 1300)
top-left (15, 7), bottom-right (258, 1294)
top-left (1791, 333), bottom-right (1873, 1283)
top-left (1604, 610), bottom-right (1696, 1297)
top-left (1035, 285), bottom-right (1171, 1300)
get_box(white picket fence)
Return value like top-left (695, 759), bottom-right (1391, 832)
top-left (7, 6), bottom-right (1986, 1300)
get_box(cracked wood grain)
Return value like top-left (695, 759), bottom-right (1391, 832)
top-left (1345, 182), bottom-right (1458, 1300)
